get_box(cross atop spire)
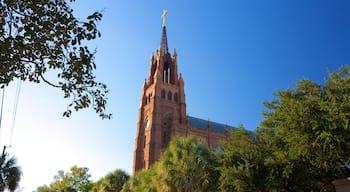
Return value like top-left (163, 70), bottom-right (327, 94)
top-left (161, 10), bottom-right (168, 27)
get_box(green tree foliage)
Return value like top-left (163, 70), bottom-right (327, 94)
top-left (92, 169), bottom-right (130, 192)
top-left (35, 165), bottom-right (93, 192)
top-left (124, 136), bottom-right (219, 192)
top-left (122, 168), bottom-right (157, 192)
top-left (35, 185), bottom-right (51, 192)
top-left (41, 66), bottom-right (347, 192)
top-left (0, 146), bottom-right (21, 192)
top-left (0, 0), bottom-right (111, 119)
top-left (259, 65), bottom-right (350, 191)
top-left (156, 136), bottom-right (218, 192)
top-left (217, 126), bottom-right (270, 192)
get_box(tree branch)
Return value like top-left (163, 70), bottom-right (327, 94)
top-left (40, 73), bottom-right (61, 88)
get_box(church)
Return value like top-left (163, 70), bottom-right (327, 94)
top-left (133, 11), bottom-right (236, 174)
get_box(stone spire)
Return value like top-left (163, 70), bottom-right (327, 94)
top-left (160, 10), bottom-right (169, 56)
top-left (160, 25), bottom-right (169, 56)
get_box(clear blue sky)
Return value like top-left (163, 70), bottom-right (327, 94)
top-left (0, 0), bottom-right (349, 191)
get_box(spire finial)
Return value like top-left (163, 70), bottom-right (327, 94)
top-left (161, 10), bottom-right (168, 27)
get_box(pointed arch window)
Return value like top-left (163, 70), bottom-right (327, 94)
top-left (174, 93), bottom-right (178, 102)
top-left (161, 90), bottom-right (165, 99)
top-left (163, 61), bottom-right (173, 84)
top-left (145, 94), bottom-right (152, 104)
top-left (162, 131), bottom-right (168, 147)
top-left (168, 91), bottom-right (172, 100)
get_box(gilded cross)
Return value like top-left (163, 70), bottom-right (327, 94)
top-left (161, 10), bottom-right (168, 27)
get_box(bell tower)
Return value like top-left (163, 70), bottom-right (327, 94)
top-left (133, 10), bottom-right (187, 173)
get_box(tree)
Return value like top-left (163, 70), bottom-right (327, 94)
top-left (0, 0), bottom-right (111, 119)
top-left (123, 136), bottom-right (219, 192)
top-left (258, 65), bottom-right (350, 191)
top-left (0, 146), bottom-right (22, 192)
top-left (217, 126), bottom-right (270, 192)
top-left (92, 169), bottom-right (130, 192)
top-left (122, 168), bottom-right (157, 192)
top-left (155, 136), bottom-right (219, 192)
top-left (35, 165), bottom-right (93, 192)
top-left (35, 185), bottom-right (51, 192)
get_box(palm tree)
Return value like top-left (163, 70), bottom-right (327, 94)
top-left (122, 168), bottom-right (157, 192)
top-left (0, 146), bottom-right (22, 192)
top-left (156, 136), bottom-right (219, 192)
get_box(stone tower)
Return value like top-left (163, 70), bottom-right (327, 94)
top-left (133, 21), bottom-right (187, 173)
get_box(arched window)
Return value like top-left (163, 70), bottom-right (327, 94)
top-left (168, 91), bottom-right (172, 100)
top-left (148, 94), bottom-right (151, 103)
top-left (161, 115), bottom-right (172, 148)
top-left (174, 93), bottom-right (178, 102)
top-left (163, 62), bottom-right (173, 84)
top-left (145, 94), bottom-right (152, 104)
top-left (161, 90), bottom-right (165, 99)
top-left (162, 131), bottom-right (168, 147)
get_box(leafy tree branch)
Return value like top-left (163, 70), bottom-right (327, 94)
top-left (0, 0), bottom-right (111, 119)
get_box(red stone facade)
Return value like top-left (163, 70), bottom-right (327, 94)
top-left (132, 25), bottom-right (230, 174)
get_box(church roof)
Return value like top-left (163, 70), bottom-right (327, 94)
top-left (188, 116), bottom-right (256, 136)
top-left (188, 116), bottom-right (235, 133)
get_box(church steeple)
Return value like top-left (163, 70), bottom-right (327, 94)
top-left (160, 26), bottom-right (169, 56)
top-left (134, 10), bottom-right (234, 175)
top-left (146, 10), bottom-right (178, 85)
top-left (133, 10), bottom-right (187, 174)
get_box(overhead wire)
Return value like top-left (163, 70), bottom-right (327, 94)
top-left (9, 80), bottom-right (22, 146)
top-left (0, 87), bottom-right (4, 145)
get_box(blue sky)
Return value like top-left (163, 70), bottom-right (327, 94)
top-left (0, 0), bottom-right (349, 191)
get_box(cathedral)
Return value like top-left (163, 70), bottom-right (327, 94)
top-left (133, 12), bottom-right (235, 174)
